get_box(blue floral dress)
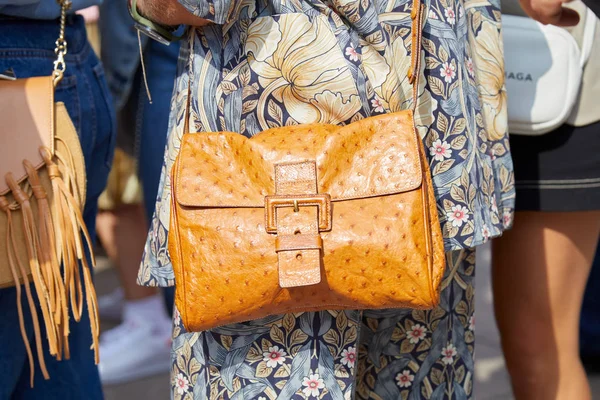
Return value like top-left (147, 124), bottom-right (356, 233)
top-left (137, 0), bottom-right (515, 396)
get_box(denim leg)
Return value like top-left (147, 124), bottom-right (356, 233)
top-left (136, 39), bottom-right (180, 223)
top-left (0, 16), bottom-right (114, 398)
top-left (133, 40), bottom-right (180, 314)
top-left (0, 287), bottom-right (29, 399)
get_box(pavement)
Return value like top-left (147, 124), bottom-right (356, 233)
top-left (96, 243), bottom-right (600, 399)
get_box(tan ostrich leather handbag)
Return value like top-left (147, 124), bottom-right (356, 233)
top-left (0, 0), bottom-right (99, 386)
top-left (169, 0), bottom-right (445, 332)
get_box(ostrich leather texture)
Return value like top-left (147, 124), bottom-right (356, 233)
top-left (169, 111), bottom-right (445, 332)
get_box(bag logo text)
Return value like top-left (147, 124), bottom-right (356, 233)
top-left (505, 72), bottom-right (534, 82)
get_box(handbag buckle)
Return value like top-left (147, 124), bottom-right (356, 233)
top-left (265, 194), bottom-right (332, 234)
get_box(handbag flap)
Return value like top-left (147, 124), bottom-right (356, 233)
top-left (0, 76), bottom-right (54, 195)
top-left (174, 111), bottom-right (423, 208)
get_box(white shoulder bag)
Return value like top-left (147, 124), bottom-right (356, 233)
top-left (502, 10), bottom-right (596, 135)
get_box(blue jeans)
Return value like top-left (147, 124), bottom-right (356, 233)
top-left (0, 16), bottom-right (115, 399)
top-left (131, 40), bottom-right (180, 224)
top-left (129, 40), bottom-right (180, 314)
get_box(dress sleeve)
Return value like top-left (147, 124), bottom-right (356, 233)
top-left (178, 0), bottom-right (238, 24)
top-left (137, 38), bottom-right (192, 288)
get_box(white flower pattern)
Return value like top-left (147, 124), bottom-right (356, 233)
top-left (482, 225), bottom-right (491, 242)
top-left (466, 57), bottom-right (475, 78)
top-left (263, 346), bottom-right (287, 368)
top-left (430, 139), bottom-right (452, 161)
top-left (442, 344), bottom-right (458, 365)
top-left (447, 205), bottom-right (470, 228)
top-left (371, 95), bottom-right (385, 113)
top-left (440, 62), bottom-right (456, 83)
top-left (444, 7), bottom-right (456, 24)
top-left (175, 373), bottom-right (189, 395)
top-left (407, 324), bottom-right (427, 344)
top-left (302, 373), bottom-right (325, 397)
top-left (341, 346), bottom-right (357, 368)
top-left (396, 370), bottom-right (415, 388)
top-left (345, 45), bottom-right (359, 62)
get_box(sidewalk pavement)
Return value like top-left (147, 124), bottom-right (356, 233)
top-left (97, 243), bottom-right (600, 399)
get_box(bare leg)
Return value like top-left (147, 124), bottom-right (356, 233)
top-left (492, 211), bottom-right (600, 400)
top-left (96, 204), bottom-right (157, 300)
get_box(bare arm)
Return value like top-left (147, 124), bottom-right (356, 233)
top-left (135, 0), bottom-right (211, 26)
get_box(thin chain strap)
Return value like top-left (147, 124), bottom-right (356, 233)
top-left (53, 0), bottom-right (72, 87)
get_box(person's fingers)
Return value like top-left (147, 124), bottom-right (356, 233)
top-left (552, 7), bottom-right (580, 26)
top-left (521, 0), bottom-right (580, 26)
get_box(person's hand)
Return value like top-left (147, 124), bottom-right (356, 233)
top-left (135, 0), bottom-right (211, 26)
top-left (519, 0), bottom-right (580, 26)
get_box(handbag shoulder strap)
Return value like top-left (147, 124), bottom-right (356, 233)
top-left (53, 0), bottom-right (71, 87)
top-left (409, 0), bottom-right (425, 111)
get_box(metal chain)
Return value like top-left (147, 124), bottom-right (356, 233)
top-left (52, 0), bottom-right (72, 87)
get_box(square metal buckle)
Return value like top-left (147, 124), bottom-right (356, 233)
top-left (265, 194), bottom-right (332, 234)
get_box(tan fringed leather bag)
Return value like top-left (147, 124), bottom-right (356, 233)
top-left (169, 0), bottom-right (445, 332)
top-left (0, 0), bottom-right (99, 386)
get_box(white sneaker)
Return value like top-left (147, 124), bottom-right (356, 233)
top-left (99, 318), bottom-right (172, 385)
top-left (97, 288), bottom-right (124, 321)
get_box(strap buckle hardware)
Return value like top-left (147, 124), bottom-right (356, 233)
top-left (265, 194), bottom-right (332, 234)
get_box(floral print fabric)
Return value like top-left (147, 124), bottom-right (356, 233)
top-left (170, 249), bottom-right (476, 399)
top-left (138, 0), bottom-right (514, 287)
top-left (138, 0), bottom-right (513, 397)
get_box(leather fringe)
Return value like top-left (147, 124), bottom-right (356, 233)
top-left (0, 196), bottom-right (49, 386)
top-left (6, 173), bottom-right (60, 358)
top-left (41, 147), bottom-right (99, 362)
top-left (1, 145), bottom-right (100, 386)
top-left (24, 160), bottom-right (69, 361)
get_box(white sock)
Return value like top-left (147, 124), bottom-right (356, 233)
top-left (122, 294), bottom-right (172, 334)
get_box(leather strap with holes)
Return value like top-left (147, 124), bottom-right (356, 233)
top-left (272, 161), bottom-right (323, 288)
